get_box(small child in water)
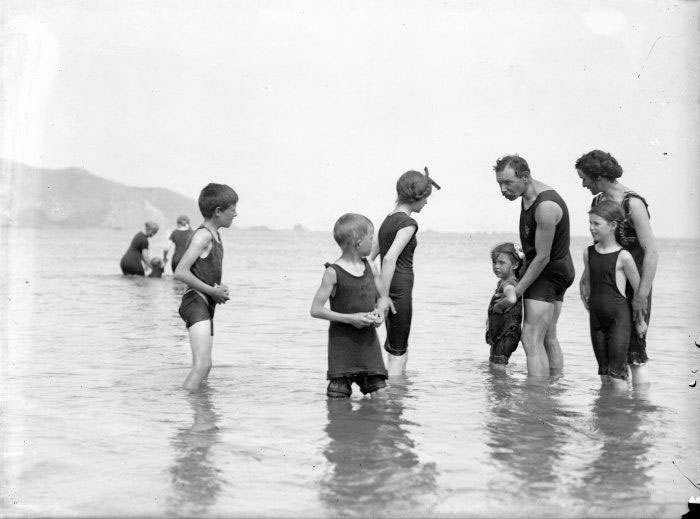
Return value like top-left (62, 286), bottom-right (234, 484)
top-left (310, 213), bottom-right (392, 398)
top-left (582, 200), bottom-right (646, 388)
top-left (148, 257), bottom-right (165, 278)
top-left (485, 242), bottom-right (524, 368)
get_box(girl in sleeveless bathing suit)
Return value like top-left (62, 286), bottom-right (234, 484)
top-left (485, 242), bottom-right (524, 367)
top-left (582, 201), bottom-right (646, 388)
top-left (371, 168), bottom-right (441, 376)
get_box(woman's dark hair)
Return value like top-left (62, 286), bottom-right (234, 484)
top-left (575, 150), bottom-right (623, 181)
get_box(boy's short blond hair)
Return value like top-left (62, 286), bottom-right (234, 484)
top-left (333, 213), bottom-right (373, 247)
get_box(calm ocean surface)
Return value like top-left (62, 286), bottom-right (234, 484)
top-left (2, 227), bottom-right (699, 518)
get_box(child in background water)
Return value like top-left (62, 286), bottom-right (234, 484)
top-left (148, 257), bottom-right (165, 278)
top-left (581, 200), bottom-right (646, 388)
top-left (486, 242), bottom-right (524, 368)
top-left (310, 214), bottom-right (392, 398)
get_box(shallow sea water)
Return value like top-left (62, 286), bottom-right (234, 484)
top-left (2, 228), bottom-right (699, 518)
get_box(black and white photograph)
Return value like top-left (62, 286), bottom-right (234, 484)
top-left (1, 1), bottom-right (699, 517)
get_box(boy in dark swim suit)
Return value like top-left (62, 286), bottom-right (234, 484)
top-left (174, 183), bottom-right (238, 390)
top-left (310, 214), bottom-right (392, 398)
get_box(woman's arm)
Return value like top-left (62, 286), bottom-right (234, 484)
top-left (369, 257), bottom-right (394, 322)
top-left (163, 239), bottom-right (175, 262)
top-left (174, 230), bottom-right (229, 304)
top-left (580, 247), bottom-right (590, 310)
top-left (369, 235), bottom-right (380, 263)
top-left (620, 250), bottom-right (641, 294)
top-left (620, 248), bottom-right (647, 336)
top-left (378, 226), bottom-right (416, 312)
top-left (310, 268), bottom-right (373, 328)
top-left (140, 235), bottom-right (152, 271)
top-left (628, 197), bottom-right (658, 314)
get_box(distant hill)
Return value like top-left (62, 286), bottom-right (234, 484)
top-left (0, 160), bottom-right (200, 229)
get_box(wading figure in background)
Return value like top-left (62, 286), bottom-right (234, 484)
top-left (492, 155), bottom-right (575, 377)
top-left (164, 214), bottom-right (194, 274)
top-left (372, 168), bottom-right (440, 376)
top-left (575, 149), bottom-right (657, 385)
top-left (120, 221), bottom-right (159, 276)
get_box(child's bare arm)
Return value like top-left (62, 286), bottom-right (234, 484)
top-left (310, 268), bottom-right (373, 328)
top-left (174, 229), bottom-right (229, 304)
top-left (620, 250), bottom-right (641, 294)
top-left (378, 226), bottom-right (415, 313)
top-left (502, 284), bottom-right (518, 305)
top-left (580, 248), bottom-right (590, 310)
top-left (369, 259), bottom-right (393, 325)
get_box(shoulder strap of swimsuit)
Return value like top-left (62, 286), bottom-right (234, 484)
top-left (591, 193), bottom-right (604, 208)
top-left (621, 191), bottom-right (650, 219)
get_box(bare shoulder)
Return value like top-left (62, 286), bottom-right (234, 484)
top-left (534, 199), bottom-right (562, 220)
top-left (618, 249), bottom-right (634, 262)
top-left (322, 265), bottom-right (337, 283)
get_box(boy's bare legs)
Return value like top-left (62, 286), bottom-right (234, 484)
top-left (521, 299), bottom-right (553, 377)
top-left (184, 320), bottom-right (213, 390)
top-left (543, 301), bottom-right (564, 375)
top-left (387, 352), bottom-right (407, 376)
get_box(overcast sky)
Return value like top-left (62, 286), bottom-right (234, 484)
top-left (2, 0), bottom-right (699, 237)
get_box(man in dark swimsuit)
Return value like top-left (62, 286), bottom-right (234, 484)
top-left (492, 155), bottom-right (575, 377)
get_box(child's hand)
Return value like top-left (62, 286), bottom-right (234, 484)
top-left (347, 313), bottom-right (374, 329)
top-left (218, 283), bottom-right (230, 296)
top-left (211, 285), bottom-right (230, 304)
top-left (368, 310), bottom-right (384, 327)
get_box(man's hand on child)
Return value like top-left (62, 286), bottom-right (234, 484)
top-left (492, 294), bottom-right (514, 314)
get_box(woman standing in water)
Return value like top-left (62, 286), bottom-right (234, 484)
top-left (372, 168), bottom-right (440, 375)
top-left (575, 150), bottom-right (658, 385)
top-left (164, 215), bottom-right (194, 273)
top-left (120, 221), bottom-right (159, 276)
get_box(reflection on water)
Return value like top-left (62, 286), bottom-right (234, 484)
top-left (577, 386), bottom-right (659, 510)
top-left (166, 387), bottom-right (224, 517)
top-left (320, 377), bottom-right (438, 517)
top-left (483, 369), bottom-right (576, 499)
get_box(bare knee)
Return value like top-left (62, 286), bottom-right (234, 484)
top-left (192, 359), bottom-right (212, 372)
